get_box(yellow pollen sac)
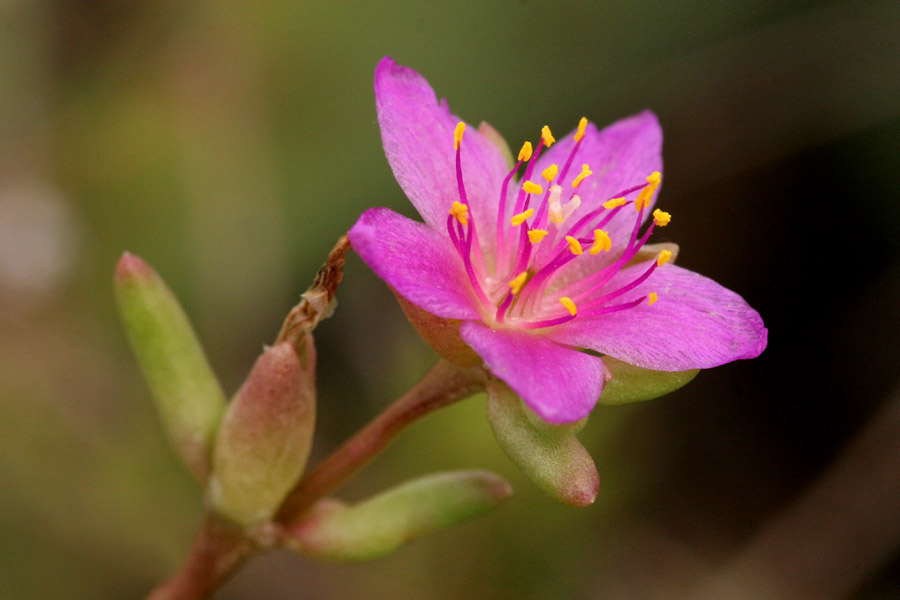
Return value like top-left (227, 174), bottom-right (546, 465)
top-left (522, 180), bottom-right (543, 195)
top-left (527, 229), bottom-right (548, 244)
top-left (541, 164), bottom-right (559, 183)
top-left (571, 164), bottom-right (593, 187)
top-left (509, 271), bottom-right (529, 295)
top-left (648, 292), bottom-right (659, 306)
top-left (541, 125), bottom-right (556, 147)
top-left (647, 171), bottom-right (662, 186)
top-left (518, 141), bottom-right (533, 162)
top-left (603, 197), bottom-right (627, 209)
top-left (510, 208), bottom-right (535, 226)
top-left (636, 171), bottom-right (662, 211)
top-left (449, 201), bottom-right (469, 226)
top-left (574, 117), bottom-right (588, 142)
top-left (560, 296), bottom-right (577, 316)
top-left (589, 229), bottom-right (612, 254)
top-left (657, 249), bottom-right (672, 267)
top-left (565, 235), bottom-right (583, 256)
top-left (653, 208), bottom-right (672, 227)
top-left (453, 122), bottom-right (466, 151)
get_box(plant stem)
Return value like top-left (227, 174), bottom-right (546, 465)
top-left (145, 515), bottom-right (253, 600)
top-left (275, 359), bottom-right (487, 525)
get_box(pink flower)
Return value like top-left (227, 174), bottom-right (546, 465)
top-left (349, 57), bottom-right (767, 424)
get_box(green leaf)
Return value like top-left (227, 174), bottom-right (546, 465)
top-left (486, 380), bottom-right (598, 507)
top-left (209, 339), bottom-right (316, 527)
top-left (599, 356), bottom-right (699, 405)
top-left (114, 252), bottom-right (226, 481)
top-left (285, 470), bottom-right (511, 561)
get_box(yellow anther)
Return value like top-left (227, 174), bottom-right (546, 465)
top-left (589, 229), bottom-right (612, 254)
top-left (560, 296), bottom-right (577, 316)
top-left (657, 249), bottom-right (672, 267)
top-left (522, 180), bottom-right (543, 195)
top-left (518, 141), bottom-right (533, 162)
top-left (603, 197), bottom-right (627, 209)
top-left (453, 122), bottom-right (466, 151)
top-left (527, 229), bottom-right (548, 244)
top-left (574, 117), bottom-right (588, 142)
top-left (541, 125), bottom-right (556, 147)
top-left (509, 271), bottom-right (529, 295)
top-left (571, 164), bottom-right (593, 187)
top-left (510, 208), bottom-right (534, 226)
top-left (541, 164), bottom-right (559, 183)
top-left (636, 172), bottom-right (662, 211)
top-left (648, 292), bottom-right (659, 306)
top-left (653, 208), bottom-right (671, 227)
top-left (647, 171), bottom-right (662, 186)
top-left (449, 201), bottom-right (469, 226)
top-left (565, 235), bottom-right (583, 256)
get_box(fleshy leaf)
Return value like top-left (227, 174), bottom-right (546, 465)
top-left (209, 339), bottom-right (316, 527)
top-left (114, 252), bottom-right (226, 481)
top-left (598, 356), bottom-right (699, 405)
top-left (485, 380), bottom-right (599, 507)
top-left (284, 471), bottom-right (512, 562)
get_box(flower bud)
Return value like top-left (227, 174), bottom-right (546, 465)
top-left (209, 339), bottom-right (316, 527)
top-left (486, 379), bottom-right (599, 507)
top-left (598, 356), bottom-right (698, 406)
top-left (284, 470), bottom-right (511, 562)
top-left (114, 252), bottom-right (225, 481)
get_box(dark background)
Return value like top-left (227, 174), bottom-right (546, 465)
top-left (1, 1), bottom-right (898, 598)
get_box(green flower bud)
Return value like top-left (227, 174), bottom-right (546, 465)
top-left (285, 470), bottom-right (511, 561)
top-left (598, 356), bottom-right (699, 406)
top-left (209, 339), bottom-right (316, 527)
top-left (114, 252), bottom-right (226, 481)
top-left (486, 379), bottom-right (598, 507)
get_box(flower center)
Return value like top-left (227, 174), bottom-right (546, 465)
top-left (447, 120), bottom-right (671, 330)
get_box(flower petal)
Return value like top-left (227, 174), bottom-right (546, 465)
top-left (348, 207), bottom-right (481, 320)
top-left (374, 57), bottom-right (510, 237)
top-left (460, 321), bottom-right (604, 423)
top-left (545, 264), bottom-right (768, 371)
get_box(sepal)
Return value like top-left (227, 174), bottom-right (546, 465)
top-left (486, 379), bottom-right (599, 507)
top-left (598, 356), bottom-right (698, 405)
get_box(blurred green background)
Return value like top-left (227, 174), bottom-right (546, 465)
top-left (2, 0), bottom-right (899, 598)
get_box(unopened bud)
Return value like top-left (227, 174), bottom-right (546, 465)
top-left (114, 252), bottom-right (225, 481)
top-left (209, 338), bottom-right (316, 526)
top-left (486, 379), bottom-right (598, 507)
top-left (284, 470), bottom-right (511, 562)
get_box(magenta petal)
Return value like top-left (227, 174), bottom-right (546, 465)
top-left (348, 207), bottom-right (481, 320)
top-left (546, 264), bottom-right (768, 371)
top-left (460, 321), bottom-right (604, 423)
top-left (536, 111), bottom-right (663, 247)
top-left (374, 57), bottom-right (509, 234)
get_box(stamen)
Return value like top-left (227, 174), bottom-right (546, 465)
top-left (589, 229), bottom-right (612, 254)
top-left (509, 271), bottom-right (529, 295)
top-left (548, 185), bottom-right (564, 224)
top-left (560, 296), bottom-right (577, 316)
top-left (603, 197), bottom-right (627, 209)
top-left (528, 229), bottom-right (548, 244)
top-left (518, 141), bottom-right (533, 162)
top-left (522, 181), bottom-right (543, 195)
top-left (574, 117), bottom-right (588, 142)
top-left (541, 164), bottom-right (559, 183)
top-left (542, 125), bottom-right (555, 147)
top-left (652, 208), bottom-right (671, 227)
top-left (647, 171), bottom-right (662, 186)
top-left (571, 164), bottom-right (593, 188)
top-left (635, 172), bottom-right (661, 211)
top-left (449, 201), bottom-right (469, 226)
top-left (453, 122), bottom-right (465, 151)
top-left (657, 249), bottom-right (672, 267)
top-left (648, 292), bottom-right (659, 306)
top-left (566, 236), bottom-right (583, 255)
top-left (511, 209), bottom-right (534, 226)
